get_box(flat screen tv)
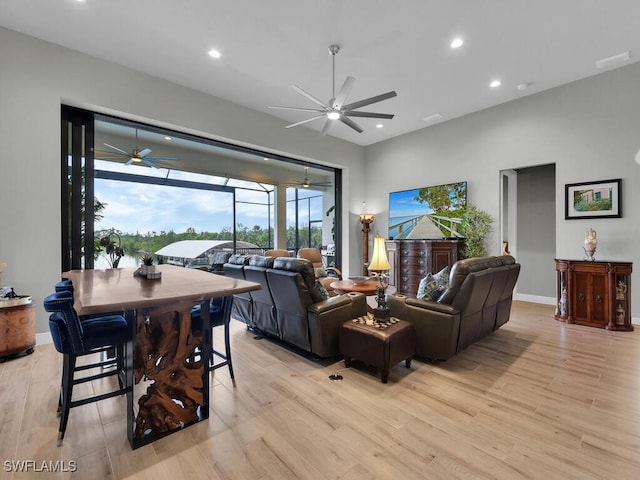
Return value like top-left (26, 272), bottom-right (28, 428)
top-left (388, 181), bottom-right (467, 239)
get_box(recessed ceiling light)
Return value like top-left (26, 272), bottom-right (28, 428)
top-left (450, 38), bottom-right (464, 49)
top-left (376, 124), bottom-right (383, 128)
top-left (263, 157), bottom-right (269, 161)
top-left (517, 82), bottom-right (534, 91)
top-left (423, 113), bottom-right (443, 122)
top-left (164, 136), bottom-right (172, 141)
top-left (490, 79), bottom-right (502, 88)
top-left (595, 50), bottom-right (630, 69)
top-left (208, 48), bottom-right (222, 59)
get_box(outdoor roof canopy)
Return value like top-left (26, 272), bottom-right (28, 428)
top-left (155, 240), bottom-right (258, 260)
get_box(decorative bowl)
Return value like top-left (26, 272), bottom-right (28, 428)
top-left (348, 276), bottom-right (370, 286)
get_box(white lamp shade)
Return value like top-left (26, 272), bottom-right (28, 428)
top-left (369, 236), bottom-right (390, 271)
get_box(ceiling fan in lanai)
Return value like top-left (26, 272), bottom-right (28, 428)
top-left (269, 44), bottom-right (397, 135)
top-left (283, 166), bottom-right (333, 189)
top-left (94, 129), bottom-right (180, 169)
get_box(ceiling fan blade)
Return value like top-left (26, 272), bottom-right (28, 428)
top-left (146, 156), bottom-right (179, 161)
top-left (95, 151), bottom-right (126, 159)
top-left (125, 158), bottom-right (135, 165)
top-left (291, 85), bottom-right (329, 109)
top-left (138, 148), bottom-right (152, 157)
top-left (344, 111), bottom-right (395, 119)
top-left (332, 76), bottom-right (355, 109)
top-left (339, 115), bottom-right (363, 133)
top-left (343, 91), bottom-right (397, 111)
top-left (320, 118), bottom-right (332, 136)
top-left (148, 159), bottom-right (180, 167)
top-left (142, 158), bottom-right (160, 169)
top-left (268, 105), bottom-right (325, 113)
top-left (103, 143), bottom-right (130, 155)
top-left (285, 115), bottom-right (325, 128)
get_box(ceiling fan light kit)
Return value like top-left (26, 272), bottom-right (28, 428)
top-left (284, 166), bottom-right (333, 189)
top-left (269, 44), bottom-right (397, 135)
top-left (95, 129), bottom-right (180, 169)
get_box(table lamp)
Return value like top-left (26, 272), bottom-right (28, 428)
top-left (369, 235), bottom-right (391, 323)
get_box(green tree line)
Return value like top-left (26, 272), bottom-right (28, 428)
top-left (96, 224), bottom-right (323, 258)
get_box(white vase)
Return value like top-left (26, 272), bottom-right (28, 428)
top-left (141, 265), bottom-right (155, 276)
top-left (583, 228), bottom-right (597, 261)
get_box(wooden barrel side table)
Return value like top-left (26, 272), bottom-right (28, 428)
top-left (0, 301), bottom-right (36, 361)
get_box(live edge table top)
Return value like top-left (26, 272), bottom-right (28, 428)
top-left (61, 264), bottom-right (261, 449)
top-left (62, 264), bottom-right (261, 316)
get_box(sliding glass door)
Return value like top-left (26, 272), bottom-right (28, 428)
top-left (61, 106), bottom-right (341, 269)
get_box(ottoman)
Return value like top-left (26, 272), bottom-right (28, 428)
top-left (339, 316), bottom-right (416, 383)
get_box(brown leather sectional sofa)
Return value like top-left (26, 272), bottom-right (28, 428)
top-left (223, 255), bottom-right (367, 357)
top-left (387, 255), bottom-right (520, 361)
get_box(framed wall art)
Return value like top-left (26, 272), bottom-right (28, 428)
top-left (565, 178), bottom-right (621, 219)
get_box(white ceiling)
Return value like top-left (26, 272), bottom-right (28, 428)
top-left (2, 0), bottom-right (640, 146)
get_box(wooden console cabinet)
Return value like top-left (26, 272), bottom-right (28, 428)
top-left (386, 239), bottom-right (462, 296)
top-left (554, 259), bottom-right (633, 331)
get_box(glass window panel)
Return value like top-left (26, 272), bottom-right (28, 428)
top-left (93, 177), bottom-right (233, 268)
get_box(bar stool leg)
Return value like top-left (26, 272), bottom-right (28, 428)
top-left (58, 354), bottom-right (76, 446)
top-left (223, 318), bottom-right (235, 386)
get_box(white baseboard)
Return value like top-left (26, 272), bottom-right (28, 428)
top-left (514, 293), bottom-right (556, 305)
top-left (36, 331), bottom-right (53, 345)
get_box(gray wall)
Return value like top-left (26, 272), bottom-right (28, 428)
top-left (0, 27), bottom-right (366, 335)
top-left (2, 26), bottom-right (640, 335)
top-left (365, 61), bottom-right (640, 317)
top-left (516, 164), bottom-right (556, 298)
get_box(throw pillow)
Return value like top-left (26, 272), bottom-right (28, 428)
top-left (433, 265), bottom-right (450, 286)
top-left (417, 274), bottom-right (438, 301)
top-left (416, 266), bottom-right (450, 301)
top-left (314, 267), bottom-right (327, 278)
top-left (315, 279), bottom-right (330, 300)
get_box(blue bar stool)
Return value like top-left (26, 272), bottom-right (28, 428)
top-left (54, 279), bottom-right (73, 293)
top-left (43, 291), bottom-right (131, 446)
top-left (191, 295), bottom-right (235, 385)
top-left (53, 279), bottom-right (133, 364)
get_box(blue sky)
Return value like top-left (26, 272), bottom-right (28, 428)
top-left (94, 161), bottom-right (323, 235)
top-left (389, 188), bottom-right (433, 218)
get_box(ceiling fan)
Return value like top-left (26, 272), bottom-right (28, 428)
top-left (94, 129), bottom-right (180, 169)
top-left (285, 167), bottom-right (333, 189)
top-left (269, 44), bottom-right (397, 135)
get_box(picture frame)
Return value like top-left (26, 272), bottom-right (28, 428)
top-left (565, 178), bottom-right (621, 219)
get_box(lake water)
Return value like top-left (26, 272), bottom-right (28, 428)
top-left (388, 215), bottom-right (420, 239)
top-left (94, 254), bottom-right (140, 269)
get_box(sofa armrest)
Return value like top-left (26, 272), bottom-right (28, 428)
top-left (405, 297), bottom-right (460, 316)
top-left (325, 266), bottom-right (342, 279)
top-left (308, 293), bottom-right (352, 314)
top-left (307, 292), bottom-right (367, 357)
top-left (388, 293), bottom-right (461, 361)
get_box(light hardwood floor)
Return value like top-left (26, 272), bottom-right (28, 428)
top-left (1, 301), bottom-right (639, 479)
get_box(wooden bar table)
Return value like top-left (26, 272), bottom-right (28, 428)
top-left (63, 264), bottom-right (261, 449)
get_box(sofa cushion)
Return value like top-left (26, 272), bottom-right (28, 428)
top-left (273, 257), bottom-right (324, 303)
top-left (437, 256), bottom-right (504, 304)
top-left (249, 255), bottom-right (275, 268)
top-left (417, 266), bottom-right (450, 301)
top-left (228, 254), bottom-right (251, 265)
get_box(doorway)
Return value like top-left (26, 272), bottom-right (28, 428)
top-left (500, 164), bottom-right (556, 303)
